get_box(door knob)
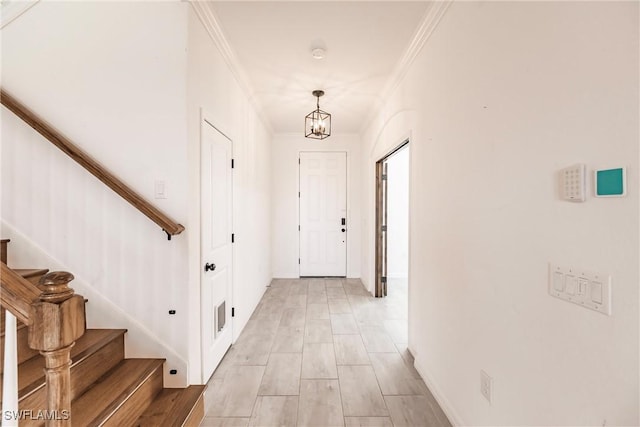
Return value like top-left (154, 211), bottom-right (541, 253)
top-left (341, 228), bottom-right (346, 232)
top-left (204, 262), bottom-right (216, 272)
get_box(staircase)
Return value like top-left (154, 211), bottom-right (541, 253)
top-left (0, 239), bottom-right (205, 426)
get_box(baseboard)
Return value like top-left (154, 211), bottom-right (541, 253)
top-left (413, 353), bottom-right (466, 427)
top-left (271, 273), bottom-right (360, 280)
top-left (1, 220), bottom-right (188, 387)
top-left (232, 280), bottom-right (269, 343)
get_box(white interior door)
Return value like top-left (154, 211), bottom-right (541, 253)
top-left (201, 119), bottom-right (233, 381)
top-left (299, 151), bottom-right (347, 277)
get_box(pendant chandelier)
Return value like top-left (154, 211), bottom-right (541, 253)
top-left (305, 90), bottom-right (331, 140)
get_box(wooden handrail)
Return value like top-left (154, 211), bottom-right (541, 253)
top-left (0, 262), bottom-right (41, 325)
top-left (0, 89), bottom-right (185, 237)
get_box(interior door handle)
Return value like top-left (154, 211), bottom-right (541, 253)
top-left (341, 228), bottom-right (346, 232)
top-left (204, 262), bottom-right (216, 272)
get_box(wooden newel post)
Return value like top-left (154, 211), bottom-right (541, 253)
top-left (28, 272), bottom-right (86, 426)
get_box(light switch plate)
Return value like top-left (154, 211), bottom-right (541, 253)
top-left (548, 264), bottom-right (611, 315)
top-left (154, 180), bottom-right (167, 199)
top-left (559, 164), bottom-right (586, 202)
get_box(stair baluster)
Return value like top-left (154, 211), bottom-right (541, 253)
top-left (2, 310), bottom-right (19, 427)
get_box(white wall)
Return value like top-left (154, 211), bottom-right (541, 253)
top-left (1, 2), bottom-right (190, 386)
top-left (386, 146), bottom-right (409, 279)
top-left (1, 1), bottom-right (273, 388)
top-left (187, 5), bottom-right (272, 383)
top-left (361, 2), bottom-right (638, 426)
top-left (271, 133), bottom-right (361, 279)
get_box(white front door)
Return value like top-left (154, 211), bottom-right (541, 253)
top-left (299, 151), bottom-right (347, 277)
top-left (201, 119), bottom-right (233, 381)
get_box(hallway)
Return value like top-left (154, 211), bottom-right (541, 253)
top-left (201, 278), bottom-right (451, 427)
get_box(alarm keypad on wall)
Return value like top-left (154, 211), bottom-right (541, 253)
top-left (560, 163), bottom-right (586, 202)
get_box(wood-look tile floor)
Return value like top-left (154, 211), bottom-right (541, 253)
top-left (200, 278), bottom-right (451, 427)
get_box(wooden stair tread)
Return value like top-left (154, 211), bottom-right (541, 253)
top-left (71, 358), bottom-right (165, 426)
top-left (0, 329), bottom-right (126, 402)
top-left (135, 385), bottom-right (206, 427)
top-left (14, 268), bottom-right (49, 287)
top-left (12, 269), bottom-right (49, 280)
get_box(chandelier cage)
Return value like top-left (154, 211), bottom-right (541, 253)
top-left (305, 90), bottom-right (331, 140)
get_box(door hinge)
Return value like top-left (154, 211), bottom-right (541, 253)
top-left (298, 191), bottom-right (300, 198)
top-left (231, 233), bottom-right (235, 243)
top-left (382, 174), bottom-right (387, 180)
top-left (298, 225), bottom-right (300, 231)
top-left (298, 158), bottom-right (301, 164)
top-left (298, 258), bottom-right (300, 264)
top-left (231, 307), bottom-right (235, 317)
top-left (381, 276), bottom-right (387, 283)
top-left (231, 158), bottom-right (235, 169)
top-left (381, 225), bottom-right (387, 232)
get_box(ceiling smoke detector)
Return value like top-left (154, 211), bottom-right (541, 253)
top-left (311, 48), bottom-right (326, 60)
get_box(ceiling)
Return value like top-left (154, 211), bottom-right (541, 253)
top-left (206, 1), bottom-right (432, 134)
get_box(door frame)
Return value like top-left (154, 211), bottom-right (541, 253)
top-left (199, 112), bottom-right (234, 382)
top-left (375, 139), bottom-right (410, 297)
top-left (298, 150), bottom-right (348, 278)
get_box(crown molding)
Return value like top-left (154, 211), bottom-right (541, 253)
top-left (359, 0), bottom-right (453, 136)
top-left (1, 0), bottom-right (40, 30)
top-left (189, 1), bottom-right (274, 135)
top-left (189, 1), bottom-right (452, 139)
